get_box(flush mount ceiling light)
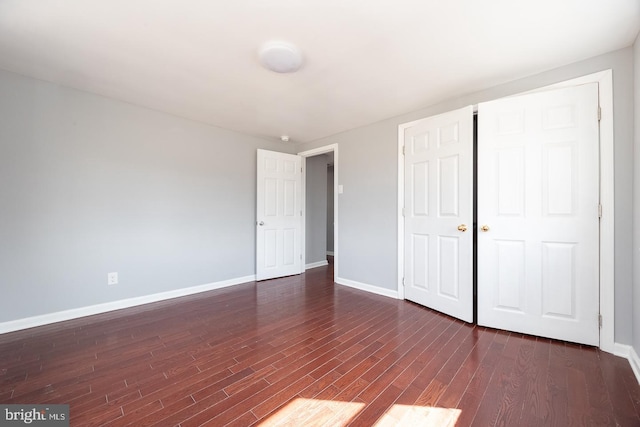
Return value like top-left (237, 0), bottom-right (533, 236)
top-left (259, 41), bottom-right (303, 73)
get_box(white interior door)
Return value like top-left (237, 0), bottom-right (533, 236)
top-left (477, 84), bottom-right (600, 345)
top-left (256, 149), bottom-right (302, 281)
top-left (404, 106), bottom-right (473, 322)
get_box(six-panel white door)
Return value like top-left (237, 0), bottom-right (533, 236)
top-left (256, 149), bottom-right (302, 281)
top-left (404, 106), bottom-right (474, 323)
top-left (477, 84), bottom-right (600, 345)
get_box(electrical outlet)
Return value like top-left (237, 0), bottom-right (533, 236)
top-left (107, 272), bottom-right (118, 285)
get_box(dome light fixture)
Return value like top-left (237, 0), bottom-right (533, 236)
top-left (280, 135), bottom-right (290, 142)
top-left (259, 41), bottom-right (303, 73)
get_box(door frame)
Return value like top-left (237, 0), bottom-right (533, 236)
top-left (397, 69), bottom-right (614, 353)
top-left (298, 144), bottom-right (339, 279)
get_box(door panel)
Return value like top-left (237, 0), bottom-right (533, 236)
top-left (477, 84), bottom-right (600, 345)
top-left (404, 106), bottom-right (473, 323)
top-left (256, 149), bottom-right (302, 281)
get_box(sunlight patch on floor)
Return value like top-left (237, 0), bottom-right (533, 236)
top-left (374, 404), bottom-right (461, 427)
top-left (259, 397), bottom-right (461, 426)
top-left (259, 398), bottom-right (365, 426)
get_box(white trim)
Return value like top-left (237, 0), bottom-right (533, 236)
top-left (629, 347), bottom-right (640, 385)
top-left (615, 342), bottom-right (632, 358)
top-left (326, 251), bottom-right (335, 256)
top-left (397, 69), bottom-right (615, 353)
top-left (300, 155), bottom-right (307, 274)
top-left (336, 277), bottom-right (399, 299)
top-left (397, 124), bottom-right (406, 300)
top-left (599, 71), bottom-right (616, 354)
top-left (298, 143), bottom-right (339, 280)
top-left (306, 260), bottom-right (329, 270)
top-left (0, 275), bottom-right (255, 334)
top-left (613, 343), bottom-right (640, 385)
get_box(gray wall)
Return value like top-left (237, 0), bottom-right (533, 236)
top-left (305, 155), bottom-right (327, 264)
top-left (634, 35), bottom-right (640, 357)
top-left (327, 165), bottom-right (334, 253)
top-left (296, 47), bottom-right (635, 345)
top-left (0, 68), bottom-right (294, 323)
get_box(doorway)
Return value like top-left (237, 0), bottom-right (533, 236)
top-left (304, 153), bottom-right (331, 271)
top-left (397, 70), bottom-right (614, 351)
top-left (299, 144), bottom-right (339, 281)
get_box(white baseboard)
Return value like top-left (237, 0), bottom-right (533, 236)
top-left (629, 347), bottom-right (640, 385)
top-left (0, 274), bottom-right (256, 335)
top-left (326, 251), bottom-right (335, 256)
top-left (335, 276), bottom-right (399, 299)
top-left (305, 260), bottom-right (329, 270)
top-left (612, 343), bottom-right (640, 385)
top-left (613, 342), bottom-right (632, 358)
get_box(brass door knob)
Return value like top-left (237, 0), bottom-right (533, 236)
top-left (457, 224), bottom-right (467, 232)
top-left (480, 225), bottom-right (490, 232)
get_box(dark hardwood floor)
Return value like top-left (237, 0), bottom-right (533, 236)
top-left (1, 260), bottom-right (639, 426)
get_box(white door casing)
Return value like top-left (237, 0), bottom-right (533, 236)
top-left (298, 144), bottom-right (339, 280)
top-left (256, 149), bottom-right (302, 281)
top-left (477, 83), bottom-right (600, 345)
top-left (403, 106), bottom-right (474, 323)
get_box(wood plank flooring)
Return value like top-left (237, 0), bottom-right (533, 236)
top-left (1, 259), bottom-right (639, 426)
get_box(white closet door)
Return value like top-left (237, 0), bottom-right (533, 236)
top-left (477, 84), bottom-right (600, 345)
top-left (256, 149), bottom-right (302, 281)
top-left (404, 106), bottom-right (474, 322)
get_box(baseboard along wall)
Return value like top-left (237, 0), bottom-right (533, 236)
top-left (0, 275), bottom-right (256, 334)
top-left (305, 260), bottom-right (329, 270)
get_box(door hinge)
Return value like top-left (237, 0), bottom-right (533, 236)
top-left (402, 277), bottom-right (405, 286)
top-left (402, 146), bottom-right (405, 155)
top-left (598, 314), bottom-right (603, 329)
top-left (598, 203), bottom-right (602, 219)
top-left (597, 106), bottom-right (602, 122)
top-left (402, 207), bottom-right (405, 217)
top-left (300, 210), bottom-right (303, 216)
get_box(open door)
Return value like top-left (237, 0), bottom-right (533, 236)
top-left (477, 84), bottom-right (600, 345)
top-left (403, 106), bottom-right (474, 322)
top-left (256, 149), bottom-right (302, 281)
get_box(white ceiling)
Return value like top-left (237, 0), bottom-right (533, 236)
top-left (0, 1), bottom-right (638, 143)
